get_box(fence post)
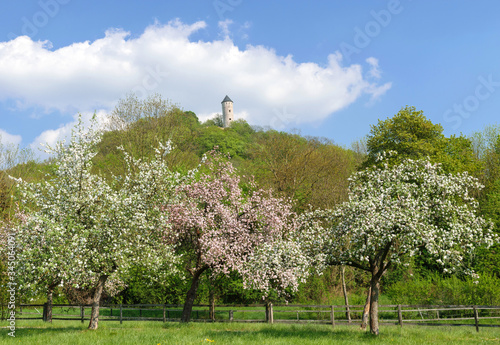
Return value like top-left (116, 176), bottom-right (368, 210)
top-left (42, 303), bottom-right (47, 322)
top-left (398, 304), bottom-right (403, 327)
top-left (331, 305), bottom-right (335, 328)
top-left (269, 303), bottom-right (274, 324)
top-left (229, 310), bottom-right (233, 322)
top-left (473, 305), bottom-right (479, 333)
top-left (265, 303), bottom-right (269, 322)
top-left (110, 307), bottom-right (113, 317)
top-left (80, 305), bottom-right (84, 323)
top-left (120, 304), bottom-right (123, 324)
top-left (163, 305), bottom-right (166, 323)
top-left (436, 310), bottom-right (439, 320)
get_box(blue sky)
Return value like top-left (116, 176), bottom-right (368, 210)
top-left (1, 1), bottom-right (500, 158)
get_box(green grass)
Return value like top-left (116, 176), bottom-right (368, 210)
top-left (1, 320), bottom-right (499, 344)
top-left (12, 304), bottom-right (500, 326)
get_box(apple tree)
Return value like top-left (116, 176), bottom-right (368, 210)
top-left (320, 152), bottom-right (497, 335)
top-left (11, 116), bottom-right (178, 329)
top-left (162, 151), bottom-right (318, 322)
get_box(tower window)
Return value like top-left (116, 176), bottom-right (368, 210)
top-left (229, 118), bottom-right (232, 120)
top-left (229, 109), bottom-right (231, 112)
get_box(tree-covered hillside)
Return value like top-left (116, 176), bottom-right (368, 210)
top-left (1, 95), bottom-right (499, 324)
top-left (90, 94), bottom-right (359, 214)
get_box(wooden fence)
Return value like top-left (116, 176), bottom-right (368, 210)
top-left (7, 303), bottom-right (500, 332)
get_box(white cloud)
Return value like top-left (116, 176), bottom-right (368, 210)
top-left (0, 19), bottom-right (391, 129)
top-left (0, 129), bottom-right (22, 146)
top-left (366, 57), bottom-right (382, 79)
top-left (30, 110), bottom-right (108, 159)
top-left (218, 19), bottom-right (233, 40)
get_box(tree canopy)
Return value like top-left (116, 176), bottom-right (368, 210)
top-left (11, 116), bottom-right (178, 329)
top-left (316, 153), bottom-right (496, 334)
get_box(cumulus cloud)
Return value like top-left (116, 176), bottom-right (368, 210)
top-left (30, 110), bottom-right (109, 159)
top-left (0, 129), bottom-right (22, 146)
top-left (0, 19), bottom-right (391, 129)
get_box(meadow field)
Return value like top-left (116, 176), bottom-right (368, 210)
top-left (2, 320), bottom-right (500, 345)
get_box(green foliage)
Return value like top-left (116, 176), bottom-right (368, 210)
top-left (6, 98), bottom-right (500, 309)
top-left (362, 107), bottom-right (489, 290)
top-left (203, 113), bottom-right (224, 127)
top-left (0, 143), bottom-right (39, 220)
top-left (363, 106), bottom-right (444, 168)
top-left (434, 134), bottom-right (483, 175)
top-left (247, 130), bottom-right (356, 212)
top-left (115, 266), bottom-right (185, 305)
top-left (481, 179), bottom-right (500, 229)
top-left (362, 106), bottom-right (481, 175)
top-left (293, 267), bottom-right (343, 304)
top-left (229, 119), bottom-right (257, 142)
top-left (470, 127), bottom-right (500, 277)
top-left (475, 178), bottom-right (500, 277)
top-left (195, 126), bottom-right (248, 159)
top-left (198, 272), bottom-right (265, 305)
top-left (0, 258), bottom-right (8, 319)
top-left (386, 272), bottom-right (500, 306)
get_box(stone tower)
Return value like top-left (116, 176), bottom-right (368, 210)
top-left (221, 95), bottom-right (233, 128)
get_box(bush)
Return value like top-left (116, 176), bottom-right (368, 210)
top-left (385, 272), bottom-right (500, 305)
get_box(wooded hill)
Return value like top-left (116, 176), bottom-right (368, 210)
top-left (1, 94), bottom-right (499, 307)
top-left (90, 94), bottom-right (359, 215)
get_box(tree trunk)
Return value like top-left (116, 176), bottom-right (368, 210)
top-left (341, 266), bottom-right (351, 323)
top-left (46, 285), bottom-right (54, 323)
top-left (181, 267), bottom-right (207, 323)
top-left (360, 286), bottom-right (371, 330)
top-left (88, 275), bottom-right (108, 330)
top-left (369, 277), bottom-right (380, 335)
top-left (209, 290), bottom-right (215, 321)
top-left (45, 281), bottom-right (60, 323)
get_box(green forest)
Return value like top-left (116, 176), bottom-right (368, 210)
top-left (1, 94), bottom-right (500, 325)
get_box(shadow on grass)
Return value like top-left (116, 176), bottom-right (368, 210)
top-left (11, 326), bottom-right (87, 339)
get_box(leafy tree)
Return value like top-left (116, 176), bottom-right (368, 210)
top-left (195, 126), bottom-right (247, 159)
top-left (248, 131), bottom-right (355, 212)
top-left (162, 151), bottom-right (313, 322)
top-left (469, 123), bottom-right (500, 160)
top-left (474, 133), bottom-right (500, 277)
top-left (363, 106), bottom-right (481, 175)
top-left (0, 138), bottom-right (36, 220)
top-left (362, 107), bottom-right (483, 292)
top-left (434, 134), bottom-right (483, 176)
top-left (363, 106), bottom-right (444, 168)
top-left (96, 93), bottom-right (200, 177)
top-left (11, 116), bottom-right (178, 329)
top-left (203, 113), bottom-right (224, 128)
top-left (229, 119), bottom-right (256, 139)
top-left (316, 153), bottom-right (496, 335)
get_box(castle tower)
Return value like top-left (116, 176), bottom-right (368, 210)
top-left (221, 95), bottom-right (233, 128)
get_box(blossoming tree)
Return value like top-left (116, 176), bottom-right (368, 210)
top-left (162, 151), bottom-right (316, 322)
top-left (323, 153), bottom-right (497, 335)
top-left (12, 116), bottom-right (178, 329)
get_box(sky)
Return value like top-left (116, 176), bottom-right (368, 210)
top-left (1, 1), bottom-right (500, 159)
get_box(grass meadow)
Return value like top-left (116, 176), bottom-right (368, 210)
top-left (1, 320), bottom-right (500, 345)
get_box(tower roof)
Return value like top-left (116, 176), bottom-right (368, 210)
top-left (221, 95), bottom-right (233, 103)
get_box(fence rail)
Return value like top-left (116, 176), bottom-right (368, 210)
top-left (5, 303), bottom-right (500, 332)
